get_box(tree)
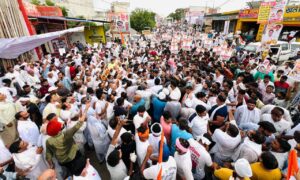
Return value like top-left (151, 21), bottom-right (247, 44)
top-left (130, 8), bottom-right (156, 32)
top-left (31, 0), bottom-right (41, 5)
top-left (59, 6), bottom-right (69, 17)
top-left (168, 8), bottom-right (185, 21)
top-left (45, 0), bottom-right (55, 6)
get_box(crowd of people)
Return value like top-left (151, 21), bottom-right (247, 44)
top-left (1, 25), bottom-right (300, 180)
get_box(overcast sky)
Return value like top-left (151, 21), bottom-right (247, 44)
top-left (128, 0), bottom-right (247, 16)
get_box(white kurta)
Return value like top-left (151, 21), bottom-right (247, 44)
top-left (17, 119), bottom-right (40, 146)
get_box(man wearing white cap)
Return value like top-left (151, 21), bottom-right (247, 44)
top-left (214, 158), bottom-right (252, 180)
top-left (148, 123), bottom-right (166, 156)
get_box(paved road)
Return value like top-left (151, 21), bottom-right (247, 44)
top-left (86, 149), bottom-right (111, 179)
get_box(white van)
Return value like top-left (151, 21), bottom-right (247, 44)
top-left (243, 41), bottom-right (291, 63)
top-left (290, 42), bottom-right (300, 59)
top-left (270, 41), bottom-right (291, 63)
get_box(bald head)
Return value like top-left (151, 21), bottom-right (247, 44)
top-left (38, 169), bottom-right (56, 180)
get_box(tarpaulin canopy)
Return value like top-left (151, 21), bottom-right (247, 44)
top-left (0, 26), bottom-right (84, 59)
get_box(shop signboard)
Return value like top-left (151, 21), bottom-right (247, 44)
top-left (212, 15), bottom-right (238, 21)
top-left (257, 2), bottom-right (276, 24)
top-left (283, 5), bottom-right (300, 22)
top-left (268, 0), bottom-right (286, 23)
top-left (84, 26), bottom-right (106, 44)
top-left (24, 2), bottom-right (63, 17)
top-left (239, 9), bottom-right (259, 19)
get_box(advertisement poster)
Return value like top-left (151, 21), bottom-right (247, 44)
top-left (223, 21), bottom-right (230, 35)
top-left (289, 60), bottom-right (300, 82)
top-left (107, 12), bottom-right (130, 33)
top-left (269, 0), bottom-right (286, 23)
top-left (257, 1), bottom-right (276, 24)
top-left (261, 23), bottom-right (283, 44)
top-left (84, 26), bottom-right (106, 44)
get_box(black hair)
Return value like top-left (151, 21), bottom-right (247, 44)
top-left (294, 131), bottom-right (300, 143)
top-left (9, 139), bottom-right (22, 153)
top-left (152, 123), bottom-right (161, 134)
top-left (251, 131), bottom-right (266, 144)
top-left (87, 87), bottom-right (94, 94)
top-left (261, 151), bottom-right (278, 170)
top-left (137, 105), bottom-right (146, 113)
top-left (258, 121), bottom-right (276, 133)
top-left (121, 132), bottom-right (133, 144)
top-left (227, 124), bottom-right (239, 137)
top-left (217, 94), bottom-right (226, 102)
top-left (179, 138), bottom-right (190, 149)
top-left (196, 105), bottom-right (206, 114)
top-left (196, 92), bottom-right (206, 98)
top-left (116, 97), bottom-right (124, 106)
top-left (46, 113), bottom-right (57, 121)
top-left (15, 112), bottom-right (23, 120)
top-left (107, 149), bottom-right (120, 167)
top-left (109, 118), bottom-right (118, 129)
top-left (154, 78), bottom-right (160, 85)
top-left (162, 111), bottom-right (171, 119)
top-left (277, 138), bottom-right (291, 152)
top-left (178, 119), bottom-right (189, 131)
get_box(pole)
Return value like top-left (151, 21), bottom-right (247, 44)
top-left (17, 0), bottom-right (41, 60)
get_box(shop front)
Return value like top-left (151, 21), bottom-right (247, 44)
top-left (208, 12), bottom-right (239, 34)
top-left (236, 9), bottom-right (260, 42)
top-left (281, 5), bottom-right (300, 42)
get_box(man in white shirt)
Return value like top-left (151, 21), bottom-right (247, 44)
top-left (188, 137), bottom-right (213, 179)
top-left (143, 143), bottom-right (177, 180)
top-left (106, 120), bottom-right (128, 180)
top-left (174, 138), bottom-right (193, 180)
top-left (0, 93), bottom-right (17, 146)
top-left (192, 92), bottom-right (211, 111)
top-left (15, 111), bottom-right (40, 146)
top-left (234, 99), bottom-right (261, 130)
top-left (210, 122), bottom-right (241, 165)
top-left (168, 81), bottom-right (181, 102)
top-left (261, 107), bottom-right (292, 134)
top-left (188, 105), bottom-right (209, 138)
top-left (133, 106), bottom-right (151, 130)
top-left (150, 78), bottom-right (163, 95)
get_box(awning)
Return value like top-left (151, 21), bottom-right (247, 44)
top-left (28, 16), bottom-right (111, 23)
top-left (0, 26), bottom-right (84, 59)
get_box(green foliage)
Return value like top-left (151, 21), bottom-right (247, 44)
top-left (59, 6), bottom-right (69, 17)
top-left (168, 8), bottom-right (185, 21)
top-left (31, 0), bottom-right (41, 5)
top-left (130, 8), bottom-right (156, 32)
top-left (67, 15), bottom-right (97, 28)
top-left (104, 24), bottom-right (110, 32)
top-left (45, 0), bottom-right (55, 6)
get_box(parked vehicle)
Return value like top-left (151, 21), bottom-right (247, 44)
top-left (243, 41), bottom-right (291, 63)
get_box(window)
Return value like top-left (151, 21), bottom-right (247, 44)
top-left (281, 44), bottom-right (289, 51)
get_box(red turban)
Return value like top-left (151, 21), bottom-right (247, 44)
top-left (47, 119), bottom-right (62, 136)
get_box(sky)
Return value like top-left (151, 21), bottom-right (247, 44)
top-left (128, 0), bottom-right (247, 17)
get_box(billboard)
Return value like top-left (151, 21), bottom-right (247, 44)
top-left (84, 26), bottom-right (106, 44)
top-left (107, 12), bottom-right (130, 33)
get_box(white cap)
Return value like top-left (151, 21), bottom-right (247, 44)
top-left (158, 92), bottom-right (166, 100)
top-left (151, 123), bottom-right (162, 137)
top-left (48, 86), bottom-right (58, 92)
top-left (196, 135), bottom-right (211, 145)
top-left (19, 97), bottom-right (30, 102)
top-left (238, 83), bottom-right (246, 91)
top-left (234, 158), bottom-right (252, 178)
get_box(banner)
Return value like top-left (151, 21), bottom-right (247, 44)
top-left (223, 21), bottom-right (230, 35)
top-left (269, 0), bottom-right (286, 23)
top-left (257, 2), bottom-right (275, 24)
top-left (261, 23), bottom-right (283, 44)
top-left (239, 9), bottom-right (259, 19)
top-left (288, 60), bottom-right (300, 82)
top-left (107, 12), bottom-right (130, 33)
